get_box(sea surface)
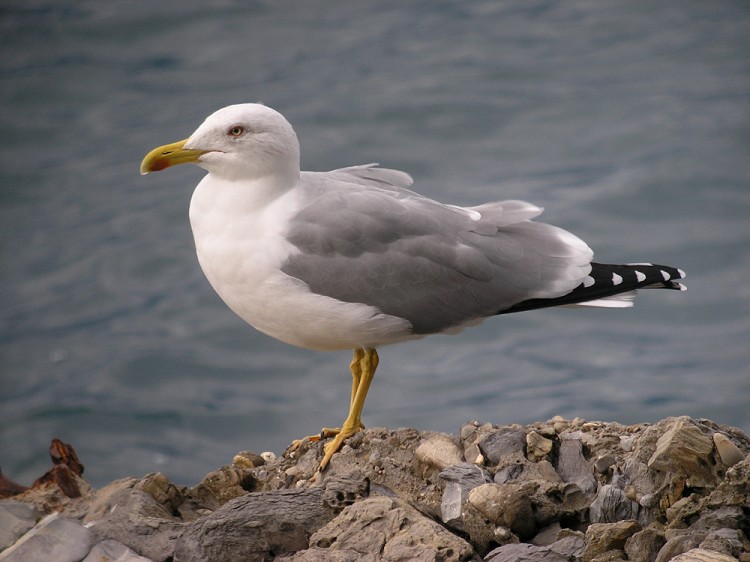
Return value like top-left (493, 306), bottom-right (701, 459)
top-left (2, 0), bottom-right (749, 488)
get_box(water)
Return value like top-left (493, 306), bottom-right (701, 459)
top-left (1, 0), bottom-right (749, 488)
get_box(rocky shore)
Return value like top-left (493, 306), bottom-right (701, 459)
top-left (1, 415), bottom-right (749, 562)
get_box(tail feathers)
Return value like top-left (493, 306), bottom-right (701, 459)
top-left (497, 262), bottom-right (686, 315)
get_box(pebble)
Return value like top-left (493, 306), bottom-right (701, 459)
top-left (526, 430), bottom-right (554, 462)
top-left (712, 433), bottom-right (745, 467)
top-left (232, 451), bottom-right (267, 468)
top-left (415, 433), bottom-right (463, 470)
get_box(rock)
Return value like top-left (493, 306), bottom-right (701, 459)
top-left (2, 417), bottom-right (748, 561)
top-left (438, 462), bottom-right (492, 524)
top-left (187, 465), bottom-right (254, 511)
top-left (0, 501), bottom-right (38, 551)
top-left (655, 535), bottom-right (702, 562)
top-left (467, 483), bottom-right (536, 540)
top-left (526, 431), bottom-right (554, 462)
top-left (134, 472), bottom-right (184, 513)
top-left (589, 483), bottom-right (642, 524)
top-left (0, 512), bottom-right (94, 562)
top-left (484, 542), bottom-right (570, 562)
top-left (624, 527), bottom-right (666, 562)
top-left (530, 522), bottom-right (562, 546)
top-left (84, 483), bottom-right (185, 562)
top-left (415, 433), bottom-right (464, 470)
top-left (231, 450), bottom-right (266, 469)
top-left (712, 433), bottom-right (745, 467)
top-left (479, 429), bottom-right (526, 464)
top-left (289, 496), bottom-right (475, 562)
top-left (699, 528), bottom-right (744, 559)
top-left (173, 473), bottom-right (368, 562)
top-left (583, 520), bottom-right (641, 562)
top-left (647, 418), bottom-right (715, 488)
top-left (486, 535), bottom-right (585, 562)
top-left (671, 547), bottom-right (741, 562)
top-left (556, 436), bottom-right (597, 495)
top-left (82, 539), bottom-right (155, 562)
top-left (595, 454), bottom-right (618, 475)
top-left (552, 534), bottom-right (587, 559)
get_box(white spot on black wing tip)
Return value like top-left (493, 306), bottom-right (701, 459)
top-left (660, 270), bottom-right (671, 281)
top-left (678, 268), bottom-right (686, 278)
top-left (635, 270), bottom-right (646, 283)
top-left (583, 276), bottom-right (595, 288)
top-left (612, 273), bottom-right (623, 286)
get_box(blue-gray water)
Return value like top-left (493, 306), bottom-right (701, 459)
top-left (2, 1), bottom-right (749, 488)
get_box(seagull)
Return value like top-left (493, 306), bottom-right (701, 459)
top-left (141, 103), bottom-right (686, 472)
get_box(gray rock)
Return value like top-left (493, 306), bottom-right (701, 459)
top-left (557, 437), bottom-right (597, 495)
top-left (82, 539), bottom-right (155, 562)
top-left (654, 535), bottom-right (701, 562)
top-left (589, 484), bottom-right (642, 524)
top-left (174, 473), bottom-right (368, 562)
top-left (494, 463), bottom-right (525, 483)
top-left (439, 463), bottom-right (492, 524)
top-left (0, 501), bottom-right (38, 551)
top-left (699, 528), bottom-right (744, 558)
top-left (0, 512), bottom-right (94, 562)
top-left (690, 506), bottom-right (747, 532)
top-left (484, 535), bottom-right (584, 562)
top-left (624, 528), bottom-right (665, 562)
top-left (290, 496), bottom-right (476, 562)
top-left (530, 522), bottom-right (562, 546)
top-left (85, 486), bottom-right (185, 562)
top-left (550, 534), bottom-right (586, 559)
top-left (479, 429), bottom-right (526, 464)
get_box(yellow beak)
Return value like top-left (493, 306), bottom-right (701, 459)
top-left (140, 138), bottom-right (208, 175)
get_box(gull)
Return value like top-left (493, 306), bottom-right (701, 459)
top-left (140, 103), bottom-right (686, 472)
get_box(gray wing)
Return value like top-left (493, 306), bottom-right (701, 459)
top-left (282, 166), bottom-right (593, 335)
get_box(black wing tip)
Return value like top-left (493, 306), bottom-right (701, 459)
top-left (497, 261), bottom-right (686, 316)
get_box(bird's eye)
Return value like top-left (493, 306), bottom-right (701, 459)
top-left (227, 125), bottom-right (246, 138)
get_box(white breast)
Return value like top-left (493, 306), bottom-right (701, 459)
top-left (188, 176), bottom-right (413, 351)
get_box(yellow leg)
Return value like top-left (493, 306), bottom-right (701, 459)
top-left (290, 349), bottom-right (369, 451)
top-left (317, 347), bottom-right (379, 472)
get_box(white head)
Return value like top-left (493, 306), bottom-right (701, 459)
top-left (141, 103), bottom-right (301, 183)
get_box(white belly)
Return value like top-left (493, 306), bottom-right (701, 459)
top-left (188, 179), bottom-right (413, 351)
